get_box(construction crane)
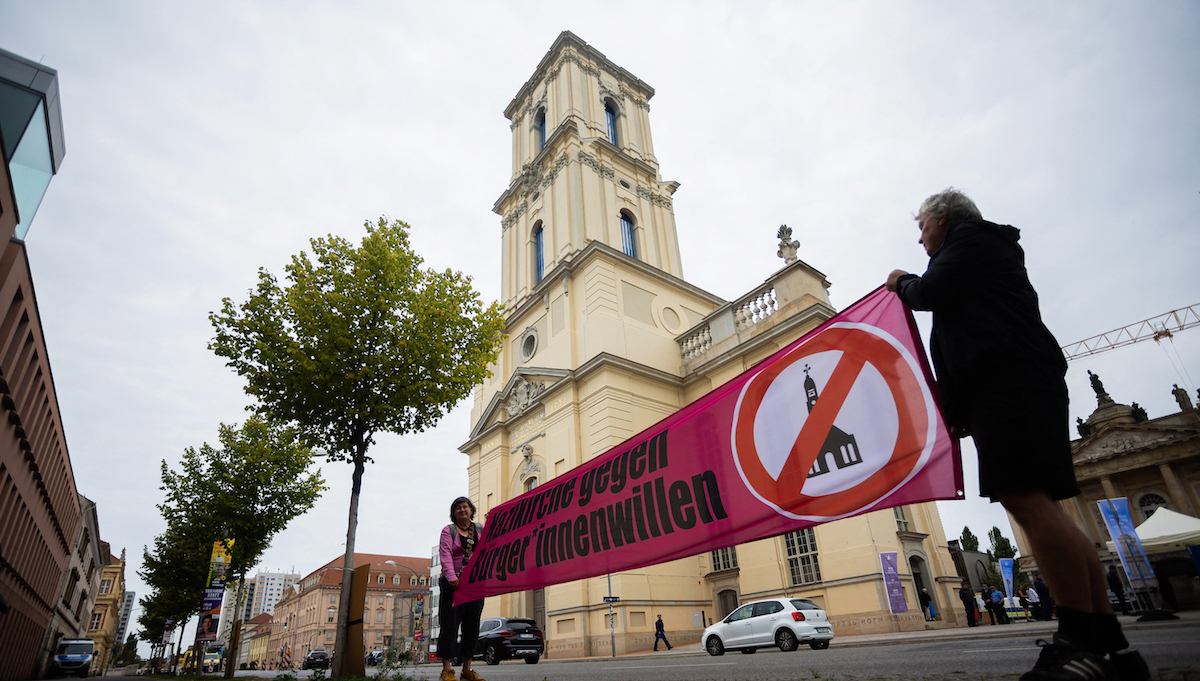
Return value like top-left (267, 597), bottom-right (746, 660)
top-left (1061, 303), bottom-right (1200, 361)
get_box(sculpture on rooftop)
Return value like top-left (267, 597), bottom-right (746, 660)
top-left (1088, 370), bottom-right (1107, 397)
top-left (1172, 384), bottom-right (1194, 412)
top-left (777, 224), bottom-right (799, 264)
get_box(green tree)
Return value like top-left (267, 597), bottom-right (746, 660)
top-left (960, 526), bottom-right (980, 551)
top-left (157, 416), bottom-right (325, 677)
top-left (121, 633), bottom-right (140, 666)
top-left (137, 521), bottom-right (214, 672)
top-left (988, 526), bottom-right (1017, 560)
top-left (209, 218), bottom-right (505, 676)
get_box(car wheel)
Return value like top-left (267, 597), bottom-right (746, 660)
top-left (776, 629), bottom-right (799, 652)
top-left (706, 636), bottom-right (725, 657)
top-left (524, 655), bottom-right (540, 664)
top-left (741, 647), bottom-right (757, 654)
top-left (484, 644), bottom-right (501, 666)
top-left (809, 640), bottom-right (830, 650)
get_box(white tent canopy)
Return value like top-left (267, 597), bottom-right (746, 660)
top-left (1106, 508), bottom-right (1200, 552)
top-left (1134, 508), bottom-right (1200, 549)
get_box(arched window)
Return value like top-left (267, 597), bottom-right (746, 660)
top-left (605, 100), bottom-right (619, 146)
top-left (1137, 492), bottom-right (1169, 521)
top-left (535, 109), bottom-right (547, 152)
top-left (525, 477), bottom-right (539, 493)
top-left (533, 222), bottom-right (545, 283)
top-left (620, 213), bottom-right (637, 258)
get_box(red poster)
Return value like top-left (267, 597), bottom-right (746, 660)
top-left (455, 287), bottom-right (962, 604)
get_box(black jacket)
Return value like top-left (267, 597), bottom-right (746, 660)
top-left (895, 220), bottom-right (1065, 428)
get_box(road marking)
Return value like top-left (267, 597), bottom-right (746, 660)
top-left (601, 662), bottom-right (738, 669)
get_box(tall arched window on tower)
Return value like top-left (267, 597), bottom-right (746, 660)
top-left (533, 222), bottom-right (545, 283)
top-left (535, 108), bottom-right (547, 152)
top-left (605, 100), bottom-right (619, 146)
top-left (620, 213), bottom-right (637, 258)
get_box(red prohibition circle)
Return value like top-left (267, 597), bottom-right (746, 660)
top-left (733, 326), bottom-right (930, 518)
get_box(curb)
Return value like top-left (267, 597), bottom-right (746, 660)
top-left (530, 614), bottom-right (1200, 665)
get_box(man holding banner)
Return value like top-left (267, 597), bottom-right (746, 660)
top-left (888, 189), bottom-right (1146, 681)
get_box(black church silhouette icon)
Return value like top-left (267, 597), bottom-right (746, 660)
top-left (803, 364), bottom-right (863, 478)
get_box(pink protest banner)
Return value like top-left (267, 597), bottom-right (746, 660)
top-left (454, 287), bottom-right (962, 604)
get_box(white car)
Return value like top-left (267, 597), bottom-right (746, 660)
top-left (703, 597), bottom-right (834, 655)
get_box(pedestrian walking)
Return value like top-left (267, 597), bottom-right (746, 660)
top-left (1107, 566), bottom-right (1129, 614)
top-left (920, 588), bottom-right (934, 621)
top-left (654, 614), bottom-right (673, 651)
top-left (959, 582), bottom-right (977, 627)
top-left (887, 188), bottom-right (1144, 680)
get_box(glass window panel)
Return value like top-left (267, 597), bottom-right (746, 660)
top-left (8, 100), bottom-right (53, 240)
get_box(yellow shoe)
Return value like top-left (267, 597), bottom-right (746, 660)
top-left (439, 670), bottom-right (457, 681)
top-left (460, 669), bottom-right (486, 681)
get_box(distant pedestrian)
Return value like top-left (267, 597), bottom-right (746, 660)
top-left (920, 588), bottom-right (934, 621)
top-left (991, 586), bottom-right (1011, 624)
top-left (959, 582), bottom-right (977, 627)
top-left (1027, 582), bottom-right (1042, 620)
top-left (1033, 574), bottom-right (1054, 621)
top-left (1107, 566), bottom-right (1129, 614)
top-left (654, 615), bottom-right (673, 651)
top-left (980, 585), bottom-right (997, 625)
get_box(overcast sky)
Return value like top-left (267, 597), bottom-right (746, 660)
top-left (3, 1), bottom-right (1198, 649)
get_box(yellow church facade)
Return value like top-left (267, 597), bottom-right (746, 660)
top-left (457, 31), bottom-right (965, 657)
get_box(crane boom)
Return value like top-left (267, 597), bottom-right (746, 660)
top-left (1062, 303), bottom-right (1200, 361)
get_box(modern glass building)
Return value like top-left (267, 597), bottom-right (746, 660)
top-left (0, 47), bottom-right (65, 241)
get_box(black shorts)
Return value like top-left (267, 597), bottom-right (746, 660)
top-left (966, 379), bottom-right (1079, 501)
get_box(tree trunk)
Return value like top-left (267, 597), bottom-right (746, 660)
top-left (224, 577), bottom-right (247, 677)
top-left (330, 430), bottom-right (367, 677)
top-left (172, 623), bottom-right (186, 675)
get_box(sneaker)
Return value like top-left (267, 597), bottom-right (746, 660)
top-left (1020, 635), bottom-right (1117, 681)
top-left (439, 670), bottom-right (457, 681)
top-left (460, 670), bottom-right (486, 681)
top-left (1109, 650), bottom-right (1149, 681)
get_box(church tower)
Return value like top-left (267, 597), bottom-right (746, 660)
top-left (494, 31), bottom-right (684, 310)
top-left (459, 31), bottom-right (963, 657)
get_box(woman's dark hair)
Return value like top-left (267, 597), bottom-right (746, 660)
top-left (450, 496), bottom-right (476, 523)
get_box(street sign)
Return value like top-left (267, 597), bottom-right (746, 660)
top-left (602, 596), bottom-right (620, 603)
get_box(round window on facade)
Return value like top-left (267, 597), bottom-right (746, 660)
top-left (520, 327), bottom-right (538, 361)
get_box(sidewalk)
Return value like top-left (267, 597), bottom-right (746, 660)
top-left (542, 609), bottom-right (1200, 664)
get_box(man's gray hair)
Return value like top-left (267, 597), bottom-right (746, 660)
top-left (916, 187), bottom-right (983, 225)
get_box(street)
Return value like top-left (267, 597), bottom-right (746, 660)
top-left (213, 627), bottom-right (1199, 681)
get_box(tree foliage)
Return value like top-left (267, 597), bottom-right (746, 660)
top-left (988, 526), bottom-right (1017, 560)
top-left (138, 417), bottom-right (324, 673)
top-left (208, 218), bottom-right (505, 675)
top-left (209, 218), bottom-right (506, 462)
top-left (157, 416), bottom-right (325, 579)
top-left (960, 526), bottom-right (980, 551)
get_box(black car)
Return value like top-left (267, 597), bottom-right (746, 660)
top-left (301, 648), bottom-right (330, 670)
top-left (475, 617), bottom-right (544, 665)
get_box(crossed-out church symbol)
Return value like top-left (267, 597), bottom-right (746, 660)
top-left (803, 364), bottom-right (864, 478)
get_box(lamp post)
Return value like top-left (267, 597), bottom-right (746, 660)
top-left (384, 560), bottom-right (430, 664)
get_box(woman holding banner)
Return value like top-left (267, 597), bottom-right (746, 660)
top-left (439, 497), bottom-right (486, 681)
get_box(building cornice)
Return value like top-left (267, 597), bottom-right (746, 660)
top-left (461, 351), bottom-right (685, 453)
top-left (506, 241), bottom-right (725, 326)
top-left (504, 31), bottom-right (654, 122)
